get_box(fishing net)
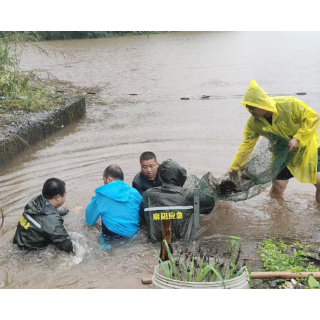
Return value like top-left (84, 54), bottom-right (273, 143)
top-left (184, 133), bottom-right (298, 202)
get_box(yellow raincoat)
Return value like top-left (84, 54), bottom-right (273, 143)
top-left (230, 80), bottom-right (320, 184)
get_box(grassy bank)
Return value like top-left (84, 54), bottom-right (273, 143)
top-left (0, 31), bottom-right (167, 42)
top-left (0, 32), bottom-right (65, 115)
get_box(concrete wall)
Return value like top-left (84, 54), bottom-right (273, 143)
top-left (0, 97), bottom-right (86, 167)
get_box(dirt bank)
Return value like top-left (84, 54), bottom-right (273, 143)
top-left (0, 97), bottom-right (86, 166)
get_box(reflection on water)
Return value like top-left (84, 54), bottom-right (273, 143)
top-left (1, 32), bottom-right (320, 288)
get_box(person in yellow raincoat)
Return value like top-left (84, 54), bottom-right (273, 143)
top-left (227, 80), bottom-right (320, 202)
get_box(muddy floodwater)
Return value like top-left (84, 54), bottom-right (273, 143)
top-left (1, 32), bottom-right (320, 288)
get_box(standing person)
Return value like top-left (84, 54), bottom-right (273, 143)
top-left (132, 151), bottom-right (162, 196)
top-left (227, 80), bottom-right (320, 201)
top-left (85, 165), bottom-right (142, 239)
top-left (13, 178), bottom-right (73, 252)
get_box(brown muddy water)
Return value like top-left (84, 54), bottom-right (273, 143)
top-left (1, 31), bottom-right (320, 289)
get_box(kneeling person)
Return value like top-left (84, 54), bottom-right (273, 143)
top-left (85, 165), bottom-right (142, 238)
top-left (13, 178), bottom-right (73, 252)
top-left (140, 159), bottom-right (215, 242)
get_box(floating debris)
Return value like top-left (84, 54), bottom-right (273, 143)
top-left (0, 208), bottom-right (4, 229)
top-left (296, 92), bottom-right (306, 95)
top-left (181, 97), bottom-right (190, 100)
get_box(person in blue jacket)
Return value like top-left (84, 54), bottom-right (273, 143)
top-left (85, 164), bottom-right (142, 241)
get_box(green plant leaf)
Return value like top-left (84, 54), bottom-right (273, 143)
top-left (162, 240), bottom-right (177, 279)
top-left (226, 264), bottom-right (238, 280)
top-left (155, 251), bottom-right (171, 279)
top-left (208, 264), bottom-right (225, 288)
top-left (228, 236), bottom-right (242, 240)
top-left (199, 265), bottom-right (212, 282)
top-left (308, 274), bottom-right (320, 289)
top-left (246, 266), bottom-right (252, 288)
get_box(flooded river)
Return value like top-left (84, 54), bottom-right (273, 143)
top-left (1, 31), bottom-right (320, 288)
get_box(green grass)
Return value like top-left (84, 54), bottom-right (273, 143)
top-left (0, 34), bottom-right (65, 114)
top-left (258, 238), bottom-right (320, 289)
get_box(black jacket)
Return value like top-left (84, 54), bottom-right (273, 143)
top-left (140, 159), bottom-right (215, 242)
top-left (132, 170), bottom-right (162, 196)
top-left (13, 194), bottom-right (73, 252)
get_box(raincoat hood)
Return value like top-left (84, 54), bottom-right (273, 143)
top-left (241, 80), bottom-right (277, 114)
top-left (159, 159), bottom-right (187, 187)
top-left (85, 180), bottom-right (141, 238)
top-left (24, 194), bottom-right (46, 215)
top-left (95, 180), bottom-right (131, 202)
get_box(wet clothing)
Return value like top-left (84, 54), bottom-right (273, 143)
top-left (85, 180), bottom-right (142, 238)
top-left (140, 159), bottom-right (215, 242)
top-left (231, 80), bottom-right (320, 184)
top-left (277, 147), bottom-right (320, 180)
top-left (102, 222), bottom-right (122, 239)
top-left (132, 170), bottom-right (162, 196)
top-left (13, 194), bottom-right (73, 252)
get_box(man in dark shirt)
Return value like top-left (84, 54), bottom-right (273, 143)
top-left (132, 151), bottom-right (162, 196)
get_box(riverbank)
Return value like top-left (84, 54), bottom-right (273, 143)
top-left (1, 32), bottom-right (320, 289)
top-left (0, 31), bottom-right (168, 42)
top-left (0, 97), bottom-right (86, 166)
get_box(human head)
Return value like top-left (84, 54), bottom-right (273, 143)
top-left (42, 178), bottom-right (67, 208)
top-left (241, 80), bottom-right (276, 117)
top-left (159, 159), bottom-right (187, 187)
top-left (246, 104), bottom-right (272, 118)
top-left (103, 164), bottom-right (124, 185)
top-left (139, 151), bottom-right (159, 180)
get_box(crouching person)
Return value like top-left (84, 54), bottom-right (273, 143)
top-left (85, 165), bottom-right (142, 241)
top-left (140, 159), bottom-right (215, 242)
top-left (13, 178), bottom-right (73, 252)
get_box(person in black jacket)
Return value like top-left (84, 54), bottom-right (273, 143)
top-left (13, 178), bottom-right (73, 252)
top-left (132, 151), bottom-right (162, 196)
top-left (140, 159), bottom-right (215, 242)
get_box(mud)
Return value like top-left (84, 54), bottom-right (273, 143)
top-left (1, 32), bottom-right (320, 289)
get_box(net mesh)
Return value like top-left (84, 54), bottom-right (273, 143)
top-left (185, 133), bottom-right (297, 202)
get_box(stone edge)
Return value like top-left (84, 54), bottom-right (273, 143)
top-left (0, 97), bottom-right (86, 167)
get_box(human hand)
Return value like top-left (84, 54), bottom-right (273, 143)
top-left (57, 208), bottom-right (69, 216)
top-left (224, 168), bottom-right (235, 176)
top-left (288, 138), bottom-right (300, 152)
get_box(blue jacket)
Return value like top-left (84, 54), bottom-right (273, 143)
top-left (85, 180), bottom-right (142, 237)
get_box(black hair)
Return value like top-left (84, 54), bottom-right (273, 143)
top-left (103, 164), bottom-right (124, 181)
top-left (42, 178), bottom-right (66, 199)
top-left (140, 151), bottom-right (157, 163)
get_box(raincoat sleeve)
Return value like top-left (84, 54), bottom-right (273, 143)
top-left (42, 215), bottom-right (73, 252)
top-left (57, 208), bottom-right (69, 216)
top-left (230, 119), bottom-right (259, 170)
top-left (85, 195), bottom-right (100, 226)
top-left (293, 102), bottom-right (320, 147)
top-left (199, 193), bottom-right (215, 215)
top-left (139, 194), bottom-right (148, 223)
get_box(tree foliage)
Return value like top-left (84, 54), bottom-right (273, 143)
top-left (0, 31), bottom-right (163, 42)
